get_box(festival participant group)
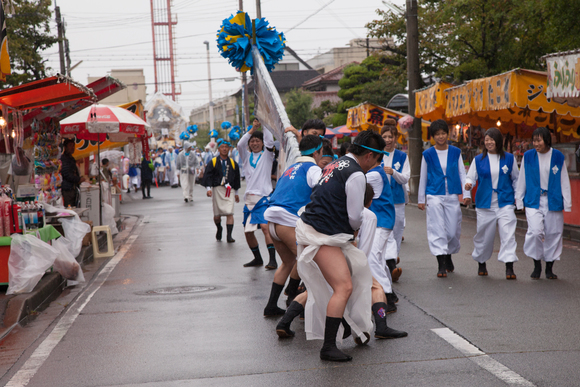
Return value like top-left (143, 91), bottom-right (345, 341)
top-left (180, 117), bottom-right (572, 363)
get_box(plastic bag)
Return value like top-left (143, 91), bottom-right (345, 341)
top-left (59, 217), bottom-right (91, 258)
top-left (7, 234), bottom-right (60, 295)
top-left (102, 202), bottom-right (118, 235)
top-left (52, 237), bottom-right (85, 283)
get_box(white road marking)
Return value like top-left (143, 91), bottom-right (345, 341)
top-left (432, 327), bottom-right (535, 386)
top-left (5, 216), bottom-right (148, 387)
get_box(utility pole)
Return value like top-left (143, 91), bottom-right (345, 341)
top-left (366, 37), bottom-right (370, 57)
top-left (204, 41), bottom-right (215, 131)
top-left (240, 0), bottom-right (249, 129)
top-left (255, 0), bottom-right (261, 18)
top-left (406, 0), bottom-right (422, 197)
top-left (55, 6), bottom-right (66, 75)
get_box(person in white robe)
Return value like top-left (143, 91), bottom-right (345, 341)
top-left (465, 128), bottom-right (520, 279)
top-left (418, 120), bottom-right (471, 277)
top-left (175, 141), bottom-right (199, 203)
top-left (515, 127), bottom-right (572, 279)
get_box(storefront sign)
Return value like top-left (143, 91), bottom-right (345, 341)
top-left (546, 53), bottom-right (580, 98)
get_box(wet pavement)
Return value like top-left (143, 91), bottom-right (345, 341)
top-left (1, 182), bottom-right (580, 387)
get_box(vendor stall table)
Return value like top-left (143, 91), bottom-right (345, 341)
top-left (0, 225), bottom-right (62, 285)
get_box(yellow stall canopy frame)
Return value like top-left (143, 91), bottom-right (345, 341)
top-left (347, 102), bottom-right (432, 143)
top-left (73, 100), bottom-right (145, 160)
top-left (445, 69), bottom-right (580, 138)
top-left (415, 81), bottom-right (454, 122)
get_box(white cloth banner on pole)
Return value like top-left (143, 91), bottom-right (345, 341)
top-left (251, 46), bottom-right (300, 175)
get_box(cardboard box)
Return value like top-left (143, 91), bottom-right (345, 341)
top-left (82, 220), bottom-right (93, 246)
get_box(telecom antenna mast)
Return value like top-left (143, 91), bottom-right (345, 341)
top-left (150, 0), bottom-right (180, 101)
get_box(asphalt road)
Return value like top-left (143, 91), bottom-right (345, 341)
top-left (1, 182), bottom-right (579, 387)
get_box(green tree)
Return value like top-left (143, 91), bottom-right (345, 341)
top-left (3, 0), bottom-right (58, 88)
top-left (312, 99), bottom-right (339, 126)
top-left (366, 0), bottom-right (580, 84)
top-left (285, 89), bottom-right (312, 128)
top-left (333, 55), bottom-right (406, 126)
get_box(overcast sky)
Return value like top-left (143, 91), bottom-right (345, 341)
top-left (45, 0), bottom-right (403, 116)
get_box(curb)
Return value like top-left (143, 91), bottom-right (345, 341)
top-left (0, 218), bottom-right (124, 340)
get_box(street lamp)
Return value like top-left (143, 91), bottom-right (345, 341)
top-left (204, 41), bottom-right (214, 131)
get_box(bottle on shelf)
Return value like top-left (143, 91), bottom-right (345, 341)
top-left (36, 201), bottom-right (44, 229)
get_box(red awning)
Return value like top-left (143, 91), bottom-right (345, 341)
top-left (0, 74), bottom-right (96, 110)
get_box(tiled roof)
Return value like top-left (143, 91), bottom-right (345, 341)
top-left (302, 62), bottom-right (357, 89)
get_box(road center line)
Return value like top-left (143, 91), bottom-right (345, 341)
top-left (432, 327), bottom-right (535, 386)
top-left (5, 216), bottom-right (148, 387)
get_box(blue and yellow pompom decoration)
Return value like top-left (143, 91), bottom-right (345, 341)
top-left (221, 121), bottom-right (232, 130)
top-left (179, 131), bottom-right (191, 141)
top-left (209, 129), bottom-right (219, 138)
top-left (228, 125), bottom-right (241, 141)
top-left (187, 124), bottom-right (198, 134)
top-left (217, 11), bottom-right (285, 73)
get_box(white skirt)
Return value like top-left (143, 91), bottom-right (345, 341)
top-left (295, 219), bottom-right (373, 342)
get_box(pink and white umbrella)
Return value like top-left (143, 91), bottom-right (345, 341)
top-left (60, 104), bottom-right (149, 142)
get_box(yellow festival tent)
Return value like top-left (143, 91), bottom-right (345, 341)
top-left (444, 69), bottom-right (580, 139)
top-left (346, 102), bottom-right (432, 143)
top-left (414, 81), bottom-right (454, 122)
top-left (73, 100), bottom-right (145, 160)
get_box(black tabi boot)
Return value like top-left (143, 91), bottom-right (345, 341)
top-left (436, 255), bottom-right (447, 277)
top-left (341, 318), bottom-right (352, 339)
top-left (445, 254), bottom-right (455, 273)
top-left (226, 224), bottom-right (235, 243)
top-left (385, 293), bottom-right (397, 314)
top-left (531, 259), bottom-right (542, 279)
top-left (478, 262), bottom-right (488, 276)
top-left (506, 262), bottom-right (516, 280)
top-left (215, 221), bottom-right (223, 241)
top-left (243, 245), bottom-right (263, 267)
top-left (264, 283), bottom-right (286, 317)
top-left (320, 317), bottom-right (352, 362)
top-left (391, 290), bottom-right (399, 303)
top-left (545, 261), bottom-right (558, 279)
top-left (285, 277), bottom-right (301, 307)
top-left (372, 302), bottom-right (408, 340)
top-left (276, 301), bottom-right (304, 338)
top-left (265, 244), bottom-right (278, 270)
top-left (387, 259), bottom-right (402, 282)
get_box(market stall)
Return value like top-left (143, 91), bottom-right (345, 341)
top-left (347, 102), bottom-right (432, 149)
top-left (60, 104), bottom-right (149, 226)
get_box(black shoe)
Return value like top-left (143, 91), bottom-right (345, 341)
top-left (227, 237), bottom-right (235, 243)
top-left (264, 306), bottom-right (285, 317)
top-left (506, 262), bottom-right (516, 280)
top-left (215, 225), bottom-right (223, 241)
top-left (142, 196), bottom-right (147, 200)
top-left (436, 255), bottom-right (447, 277)
top-left (531, 259), bottom-right (542, 279)
top-left (445, 255), bottom-right (454, 273)
top-left (265, 259), bottom-right (278, 270)
top-left (478, 262), bottom-right (488, 276)
top-left (243, 258), bottom-right (263, 267)
top-left (375, 326), bottom-right (408, 339)
top-left (320, 347), bottom-right (352, 362)
top-left (184, 198), bottom-right (188, 202)
top-left (276, 301), bottom-right (304, 338)
top-left (171, 185), bottom-right (178, 188)
top-left (385, 293), bottom-right (397, 314)
top-left (545, 261), bottom-right (558, 279)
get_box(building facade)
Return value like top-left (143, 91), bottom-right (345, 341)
top-left (88, 69), bottom-right (147, 105)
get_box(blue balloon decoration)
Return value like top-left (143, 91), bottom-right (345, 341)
top-left (187, 124), bottom-right (198, 134)
top-left (228, 128), bottom-right (240, 141)
top-left (209, 129), bottom-right (219, 138)
top-left (221, 121), bottom-right (232, 130)
top-left (179, 131), bottom-right (191, 141)
top-left (217, 11), bottom-right (286, 73)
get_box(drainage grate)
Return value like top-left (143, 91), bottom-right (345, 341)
top-left (145, 286), bottom-right (216, 295)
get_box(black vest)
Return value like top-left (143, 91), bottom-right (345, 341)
top-left (301, 156), bottom-right (363, 236)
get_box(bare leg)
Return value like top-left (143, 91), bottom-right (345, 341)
top-left (313, 245), bottom-right (352, 318)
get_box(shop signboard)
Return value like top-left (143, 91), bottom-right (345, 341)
top-left (546, 53), bottom-right (580, 98)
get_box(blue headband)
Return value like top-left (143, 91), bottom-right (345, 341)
top-left (217, 139), bottom-right (231, 147)
top-left (300, 142), bottom-right (322, 156)
top-left (354, 143), bottom-right (390, 156)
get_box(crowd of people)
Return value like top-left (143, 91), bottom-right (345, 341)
top-left (100, 117), bottom-right (571, 363)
